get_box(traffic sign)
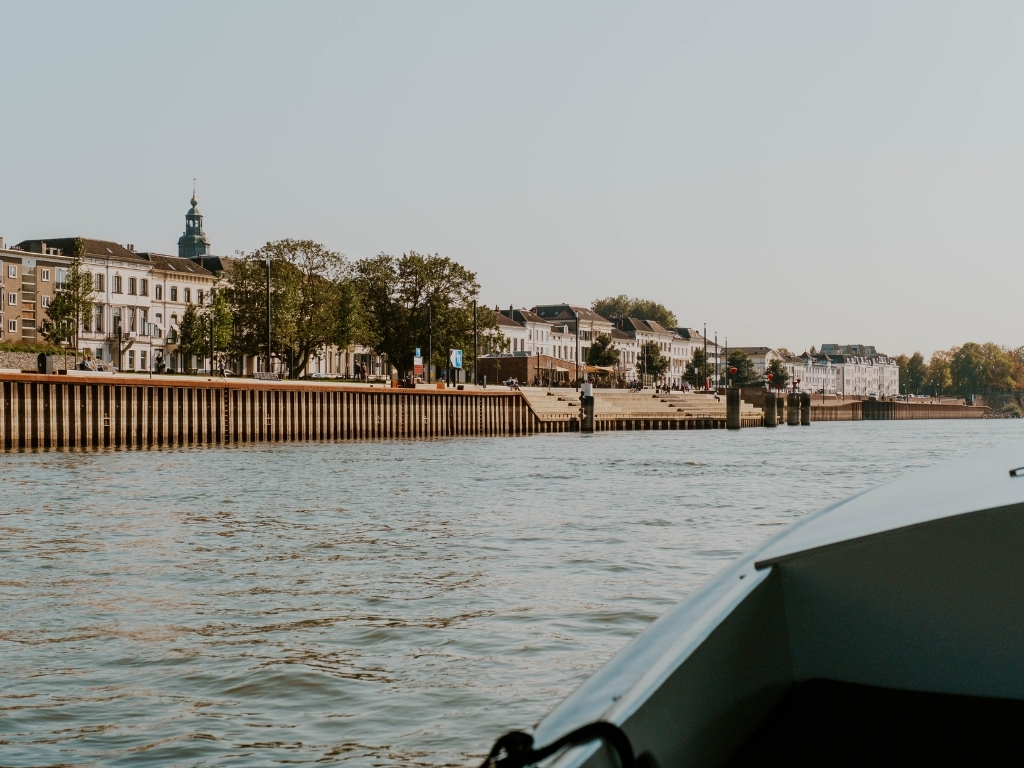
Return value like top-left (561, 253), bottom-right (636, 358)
top-left (449, 349), bottom-right (462, 369)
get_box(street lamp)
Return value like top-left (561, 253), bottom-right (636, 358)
top-left (265, 254), bottom-right (272, 374)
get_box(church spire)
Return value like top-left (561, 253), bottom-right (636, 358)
top-left (178, 186), bottom-right (211, 259)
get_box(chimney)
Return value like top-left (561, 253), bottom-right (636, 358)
top-left (0, 236), bottom-right (4, 250)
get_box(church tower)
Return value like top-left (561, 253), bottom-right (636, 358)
top-left (177, 191), bottom-right (211, 259)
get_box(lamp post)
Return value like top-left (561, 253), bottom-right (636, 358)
top-left (265, 255), bottom-right (272, 374)
top-left (427, 303), bottom-right (432, 384)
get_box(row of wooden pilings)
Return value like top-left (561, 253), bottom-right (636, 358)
top-left (0, 374), bottom-right (537, 450)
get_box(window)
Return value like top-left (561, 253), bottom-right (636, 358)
top-left (40, 269), bottom-right (50, 282)
top-left (41, 295), bottom-right (50, 308)
top-left (95, 273), bottom-right (104, 291)
top-left (196, 289), bottom-right (204, 304)
top-left (127, 350), bottom-right (135, 370)
top-left (170, 286), bottom-right (178, 301)
top-left (94, 306), bottom-right (103, 333)
top-left (140, 279), bottom-right (148, 296)
top-left (184, 287), bottom-right (191, 303)
top-left (9, 319), bottom-right (17, 333)
top-left (129, 307), bottom-right (137, 333)
top-left (112, 307), bottom-right (121, 333)
top-left (95, 348), bottom-right (104, 362)
top-left (7, 265), bottom-right (16, 278)
top-left (155, 284), bottom-right (162, 300)
top-left (56, 268), bottom-right (68, 288)
top-left (140, 351), bottom-right (147, 371)
top-left (8, 292), bottom-right (15, 305)
top-left (128, 277), bottom-right (137, 295)
top-left (112, 275), bottom-right (122, 293)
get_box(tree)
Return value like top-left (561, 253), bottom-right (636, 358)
top-left (228, 240), bottom-right (358, 378)
top-left (726, 350), bottom-right (758, 386)
top-left (40, 238), bottom-right (94, 363)
top-left (895, 354), bottom-right (909, 393)
top-left (925, 350), bottom-right (952, 396)
top-left (587, 333), bottom-right (620, 367)
top-left (906, 352), bottom-right (927, 394)
top-left (354, 252), bottom-right (494, 379)
top-left (203, 291), bottom-right (234, 366)
top-left (591, 295), bottom-right (677, 328)
top-left (766, 358), bottom-right (789, 391)
top-left (638, 340), bottom-right (670, 382)
top-left (177, 303), bottom-right (207, 372)
top-left (684, 347), bottom-right (709, 389)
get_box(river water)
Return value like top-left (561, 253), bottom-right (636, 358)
top-left (2, 421), bottom-right (1021, 766)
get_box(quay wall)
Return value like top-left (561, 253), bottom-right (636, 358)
top-left (811, 401), bottom-right (989, 421)
top-left (0, 373), bottom-right (538, 451)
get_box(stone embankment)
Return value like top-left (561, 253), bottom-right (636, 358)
top-left (0, 351), bottom-right (69, 372)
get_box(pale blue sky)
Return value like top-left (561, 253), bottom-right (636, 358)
top-left (3, 1), bottom-right (1023, 356)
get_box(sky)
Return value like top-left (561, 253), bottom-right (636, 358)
top-left (2, 1), bottom-right (1023, 357)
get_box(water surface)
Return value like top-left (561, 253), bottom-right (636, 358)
top-left (2, 421), bottom-right (1020, 765)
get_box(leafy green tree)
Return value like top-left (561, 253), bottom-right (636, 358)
top-left (638, 340), bottom-right (670, 382)
top-left (228, 240), bottom-right (357, 378)
top-left (354, 251), bottom-right (494, 378)
top-left (895, 354), bottom-right (909, 393)
top-left (202, 290), bottom-right (234, 366)
top-left (726, 350), bottom-right (759, 386)
top-left (177, 303), bottom-right (207, 372)
top-left (587, 333), bottom-right (620, 367)
top-left (925, 350), bottom-right (952, 395)
top-left (684, 347), bottom-right (709, 389)
top-left (766, 358), bottom-right (789, 391)
top-left (906, 352), bottom-right (927, 394)
top-left (592, 295), bottom-right (677, 328)
top-left (40, 238), bottom-right (94, 362)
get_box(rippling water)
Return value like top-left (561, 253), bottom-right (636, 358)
top-left (2, 421), bottom-right (1021, 766)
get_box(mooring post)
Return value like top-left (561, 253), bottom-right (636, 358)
top-left (726, 387), bottom-right (741, 430)
top-left (800, 392), bottom-right (811, 425)
top-left (580, 382), bottom-right (595, 433)
top-left (763, 391), bottom-right (777, 427)
top-left (787, 393), bottom-right (800, 426)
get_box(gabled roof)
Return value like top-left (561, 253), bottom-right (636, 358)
top-left (644, 320), bottom-right (673, 335)
top-left (734, 347), bottom-right (774, 356)
top-left (137, 253), bottom-right (214, 276)
top-left (614, 317), bottom-right (653, 335)
top-left (188, 255), bottom-right (234, 274)
top-left (513, 309), bottom-right (548, 325)
top-left (15, 237), bottom-right (148, 263)
top-left (494, 312), bottom-right (524, 329)
top-left (532, 304), bottom-right (611, 323)
top-left (610, 328), bottom-right (633, 341)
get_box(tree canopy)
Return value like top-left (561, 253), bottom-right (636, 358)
top-left (354, 251), bottom-right (493, 378)
top-left (41, 238), bottom-right (93, 354)
top-left (726, 350), bottom-right (759, 386)
top-left (587, 333), bottom-right (620, 367)
top-left (591, 295), bottom-right (677, 328)
top-left (684, 347), bottom-right (710, 389)
top-left (177, 303), bottom-right (207, 372)
top-left (227, 240), bottom-right (359, 378)
top-left (638, 340), bottom-right (670, 382)
top-left (766, 358), bottom-right (789, 390)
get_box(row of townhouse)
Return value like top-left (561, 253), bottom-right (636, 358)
top-left (733, 344), bottom-right (900, 398)
top-left (0, 235), bottom-right (218, 373)
top-left (486, 304), bottom-right (722, 387)
top-left (1, 193), bottom-right (392, 379)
